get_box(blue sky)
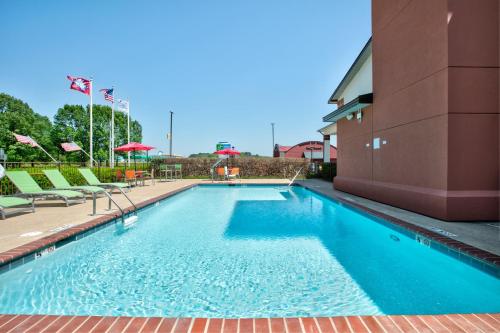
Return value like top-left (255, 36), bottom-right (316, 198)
top-left (0, 1), bottom-right (371, 156)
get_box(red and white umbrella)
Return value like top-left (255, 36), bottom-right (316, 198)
top-left (214, 148), bottom-right (240, 167)
top-left (213, 148), bottom-right (240, 156)
top-left (115, 142), bottom-right (155, 170)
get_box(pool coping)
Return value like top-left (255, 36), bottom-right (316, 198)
top-left (0, 314), bottom-right (499, 333)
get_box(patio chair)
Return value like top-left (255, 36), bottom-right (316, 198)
top-left (125, 170), bottom-right (142, 186)
top-left (228, 167), bottom-right (241, 180)
top-left (216, 167), bottom-right (226, 180)
top-left (43, 169), bottom-right (107, 215)
top-left (5, 171), bottom-right (85, 207)
top-left (78, 168), bottom-right (130, 192)
top-left (0, 196), bottom-right (35, 219)
top-left (174, 164), bottom-right (182, 179)
top-left (158, 164), bottom-right (173, 181)
top-left (137, 169), bottom-right (154, 186)
top-left (116, 169), bottom-right (124, 182)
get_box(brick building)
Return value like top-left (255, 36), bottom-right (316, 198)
top-left (321, 0), bottom-right (499, 221)
top-left (274, 141), bottom-right (337, 163)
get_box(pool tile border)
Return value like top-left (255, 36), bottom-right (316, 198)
top-left (297, 183), bottom-right (500, 277)
top-left (0, 314), bottom-right (499, 333)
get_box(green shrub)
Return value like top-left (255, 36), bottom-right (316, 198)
top-left (320, 162), bottom-right (336, 182)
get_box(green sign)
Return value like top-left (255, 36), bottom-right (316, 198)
top-left (216, 142), bottom-right (231, 151)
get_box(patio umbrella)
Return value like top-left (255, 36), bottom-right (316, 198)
top-left (213, 148), bottom-right (241, 156)
top-left (214, 148), bottom-right (240, 167)
top-left (115, 142), bottom-right (155, 171)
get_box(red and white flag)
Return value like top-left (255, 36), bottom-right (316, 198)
top-left (61, 142), bottom-right (82, 152)
top-left (67, 75), bottom-right (91, 95)
top-left (13, 133), bottom-right (39, 147)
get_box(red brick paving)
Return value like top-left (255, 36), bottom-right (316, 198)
top-left (315, 318), bottom-right (335, 333)
top-left (347, 316), bottom-right (368, 332)
top-left (191, 318), bottom-right (207, 333)
top-left (0, 314), bottom-right (498, 332)
top-left (270, 318), bottom-right (286, 333)
top-left (206, 319), bottom-right (223, 333)
top-left (156, 318), bottom-right (177, 333)
top-left (330, 317), bottom-right (350, 333)
top-left (222, 319), bottom-right (238, 333)
top-left (285, 318), bottom-right (303, 333)
top-left (300, 318), bottom-right (320, 333)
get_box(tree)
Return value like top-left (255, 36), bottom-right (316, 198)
top-left (0, 93), bottom-right (56, 162)
top-left (52, 104), bottom-right (142, 162)
top-left (0, 92), bottom-right (143, 163)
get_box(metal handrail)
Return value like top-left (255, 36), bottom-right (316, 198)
top-left (288, 167), bottom-right (303, 186)
top-left (210, 158), bottom-right (225, 181)
top-left (103, 187), bottom-right (137, 223)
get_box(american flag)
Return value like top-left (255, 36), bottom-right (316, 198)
top-left (13, 133), bottom-right (38, 147)
top-left (61, 142), bottom-right (82, 152)
top-left (100, 88), bottom-right (114, 102)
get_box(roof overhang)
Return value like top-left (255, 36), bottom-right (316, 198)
top-left (323, 93), bottom-right (373, 123)
top-left (328, 38), bottom-right (372, 104)
top-left (318, 123), bottom-right (337, 136)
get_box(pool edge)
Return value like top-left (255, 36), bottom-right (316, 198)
top-left (0, 314), bottom-right (499, 332)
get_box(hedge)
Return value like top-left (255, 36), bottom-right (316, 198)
top-left (150, 157), bottom-right (308, 178)
top-left (0, 158), bottom-right (307, 195)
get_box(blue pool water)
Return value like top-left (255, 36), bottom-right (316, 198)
top-left (0, 185), bottom-right (499, 317)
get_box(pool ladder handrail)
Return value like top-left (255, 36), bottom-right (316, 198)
top-left (103, 187), bottom-right (138, 223)
top-left (288, 167), bottom-right (303, 187)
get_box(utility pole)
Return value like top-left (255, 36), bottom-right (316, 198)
top-left (271, 122), bottom-right (275, 155)
top-left (169, 111), bottom-right (173, 157)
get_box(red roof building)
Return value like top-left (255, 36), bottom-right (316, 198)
top-left (273, 141), bottom-right (337, 163)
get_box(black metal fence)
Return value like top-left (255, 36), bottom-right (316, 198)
top-left (1, 161), bottom-right (151, 195)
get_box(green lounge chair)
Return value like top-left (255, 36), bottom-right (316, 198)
top-left (0, 196), bottom-right (35, 219)
top-left (43, 169), bottom-right (107, 215)
top-left (43, 169), bottom-right (105, 195)
top-left (78, 168), bottom-right (130, 191)
top-left (5, 171), bottom-right (85, 206)
top-left (78, 168), bottom-right (138, 215)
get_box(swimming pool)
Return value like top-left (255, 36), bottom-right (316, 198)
top-left (0, 185), bottom-right (498, 317)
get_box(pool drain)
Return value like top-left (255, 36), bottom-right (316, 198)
top-left (390, 234), bottom-right (400, 242)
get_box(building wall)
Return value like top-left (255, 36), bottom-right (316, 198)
top-left (335, 0), bottom-right (499, 221)
top-left (339, 54), bottom-right (373, 103)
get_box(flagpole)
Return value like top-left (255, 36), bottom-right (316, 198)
top-left (80, 148), bottom-right (91, 159)
top-left (89, 78), bottom-right (94, 167)
top-left (34, 140), bottom-right (58, 163)
top-left (109, 120), bottom-right (112, 166)
top-left (127, 100), bottom-right (130, 165)
top-left (111, 86), bottom-right (115, 168)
